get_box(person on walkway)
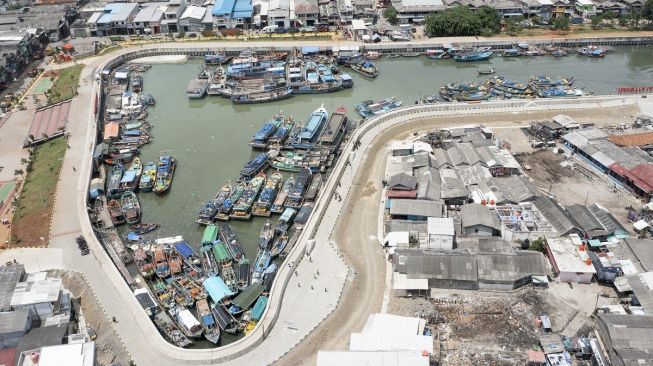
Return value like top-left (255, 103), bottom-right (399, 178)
top-left (72, 166), bottom-right (76, 172)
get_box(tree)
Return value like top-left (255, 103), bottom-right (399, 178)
top-left (528, 237), bottom-right (547, 254)
top-left (425, 7), bottom-right (484, 37)
top-left (629, 11), bottom-right (642, 30)
top-left (476, 5), bottom-right (502, 33)
top-left (383, 5), bottom-right (398, 25)
top-left (591, 15), bottom-right (603, 29)
top-left (506, 19), bottom-right (524, 35)
top-left (643, 0), bottom-right (653, 23)
top-left (553, 16), bottom-right (569, 33)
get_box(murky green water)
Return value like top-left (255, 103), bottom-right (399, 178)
top-left (127, 45), bottom-right (653, 347)
top-left (134, 45), bottom-right (653, 257)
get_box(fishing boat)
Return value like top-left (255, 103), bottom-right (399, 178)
top-left (198, 68), bottom-right (211, 80)
top-left (231, 87), bottom-right (293, 104)
top-left (134, 248), bottom-right (155, 277)
top-left (204, 53), bottom-right (231, 65)
top-left (153, 310), bottom-right (192, 347)
top-left (268, 119), bottom-right (294, 146)
top-left (276, 207), bottom-right (297, 234)
top-left (355, 96), bottom-right (402, 118)
top-left (175, 241), bottom-right (202, 268)
top-left (108, 199), bottom-right (125, 225)
top-left (386, 54), bottom-right (400, 59)
top-left (551, 49), bottom-right (567, 57)
top-left (186, 78), bottom-right (209, 99)
top-left (259, 221), bottom-right (274, 250)
top-left (216, 182), bottom-right (246, 221)
top-left (304, 173), bottom-right (322, 202)
top-left (425, 49), bottom-right (447, 59)
top-left (270, 232), bottom-right (289, 258)
top-left (130, 223), bottom-right (158, 235)
top-left (207, 67), bottom-right (230, 96)
top-left (249, 114), bottom-right (284, 149)
top-left (121, 191), bottom-right (141, 224)
top-left (197, 183), bottom-right (232, 225)
top-left (340, 74), bottom-right (353, 89)
top-left (364, 51), bottom-right (381, 60)
top-left (168, 250), bottom-right (183, 275)
top-left (212, 241), bottom-right (237, 289)
top-left (154, 248), bottom-right (171, 278)
top-left (270, 176), bottom-right (293, 214)
top-left (251, 250), bottom-right (271, 283)
top-left (106, 164), bottom-right (124, 198)
top-left (401, 52), bottom-right (421, 57)
top-left (529, 75), bottom-right (574, 88)
top-left (139, 161), bottom-right (157, 192)
top-left (131, 75), bottom-right (143, 93)
top-left (252, 172), bottom-right (283, 217)
top-left (153, 153), bottom-right (176, 194)
top-left (291, 105), bottom-right (329, 149)
top-left (524, 48), bottom-right (546, 56)
top-left (240, 153), bottom-right (270, 181)
top-left (350, 60), bottom-right (378, 78)
top-left (578, 46), bottom-right (606, 58)
top-left (118, 157), bottom-right (142, 192)
top-left (502, 48), bottom-right (521, 57)
top-left (220, 224), bottom-right (246, 263)
top-left (170, 306), bottom-right (204, 339)
top-left (454, 49), bottom-right (493, 62)
top-left (231, 174), bottom-right (265, 220)
top-left (477, 67), bottom-right (495, 75)
top-left (153, 279), bottom-right (175, 309)
top-left (200, 241), bottom-right (218, 275)
top-left (285, 168), bottom-right (312, 209)
top-left (196, 299), bottom-right (220, 344)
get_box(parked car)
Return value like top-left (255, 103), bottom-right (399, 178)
top-left (301, 26), bottom-right (316, 32)
top-left (288, 27), bottom-right (300, 33)
top-left (275, 28), bottom-right (288, 34)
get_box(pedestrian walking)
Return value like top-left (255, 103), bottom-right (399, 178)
top-left (72, 166), bottom-right (76, 172)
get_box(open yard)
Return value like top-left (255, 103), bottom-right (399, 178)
top-left (48, 64), bottom-right (84, 105)
top-left (11, 137), bottom-right (66, 246)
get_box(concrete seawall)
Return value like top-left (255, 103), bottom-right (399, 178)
top-left (84, 44), bottom-right (646, 364)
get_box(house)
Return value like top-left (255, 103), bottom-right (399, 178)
top-left (179, 5), bottom-right (208, 32)
top-left (162, 0), bottom-right (187, 33)
top-left (351, 19), bottom-right (368, 40)
top-left (595, 0), bottom-right (628, 15)
top-left (494, 0), bottom-right (525, 18)
top-left (133, 5), bottom-right (166, 34)
top-left (267, 0), bottom-right (292, 28)
top-left (88, 2), bottom-right (139, 36)
top-left (533, 196), bottom-right (579, 236)
top-left (545, 234), bottom-right (596, 283)
top-left (391, 0), bottom-right (444, 24)
top-left (294, 0), bottom-right (319, 26)
top-left (565, 204), bottom-right (608, 239)
top-left (551, 0), bottom-right (573, 17)
top-left (575, 0), bottom-right (595, 18)
top-left (17, 341), bottom-right (95, 366)
top-left (389, 199), bottom-right (445, 221)
top-left (388, 172), bottom-right (417, 191)
top-left (426, 217), bottom-right (455, 250)
top-left (523, 0), bottom-right (553, 19)
top-left (336, 0), bottom-right (354, 24)
top-left (213, 0), bottom-right (253, 28)
top-left (10, 273), bottom-right (63, 321)
top-left (0, 309), bottom-right (33, 349)
top-left (596, 314), bottom-right (653, 366)
top-left (460, 203), bottom-right (501, 237)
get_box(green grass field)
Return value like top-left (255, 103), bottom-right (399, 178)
top-left (48, 64), bottom-right (84, 105)
top-left (14, 137), bottom-right (66, 221)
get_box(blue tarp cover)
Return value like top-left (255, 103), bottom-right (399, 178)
top-left (202, 314), bottom-right (215, 326)
top-left (175, 241), bottom-right (194, 258)
top-left (302, 46), bottom-right (319, 54)
top-left (251, 296), bottom-right (268, 321)
top-left (203, 276), bottom-right (235, 303)
top-left (127, 232), bottom-right (140, 241)
top-left (120, 170), bottom-right (136, 183)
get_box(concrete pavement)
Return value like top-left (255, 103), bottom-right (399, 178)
top-left (0, 40), bottom-right (649, 365)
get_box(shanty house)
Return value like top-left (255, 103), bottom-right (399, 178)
top-left (426, 217), bottom-right (455, 250)
top-left (0, 309), bottom-right (33, 349)
top-left (565, 204), bottom-right (608, 239)
top-left (460, 203), bottom-right (501, 237)
top-left (389, 199), bottom-right (444, 221)
top-left (545, 234), bottom-right (596, 283)
top-left (388, 173), bottom-right (417, 191)
top-left (533, 196), bottom-right (579, 236)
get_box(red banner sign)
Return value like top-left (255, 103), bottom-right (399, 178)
top-left (617, 86), bottom-right (653, 94)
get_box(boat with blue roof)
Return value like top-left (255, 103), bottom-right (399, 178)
top-left (291, 106), bottom-right (328, 149)
top-left (454, 49), bottom-right (493, 62)
top-left (153, 152), bottom-right (176, 194)
top-left (284, 168), bottom-right (312, 209)
top-left (249, 114), bottom-right (284, 149)
top-left (196, 298), bottom-right (220, 344)
top-left (252, 172), bottom-right (283, 217)
top-left (251, 250), bottom-right (271, 283)
top-left (240, 153), bottom-right (270, 181)
top-left (216, 182), bottom-right (246, 221)
top-left (230, 173), bottom-right (265, 220)
top-left (197, 183), bottom-right (232, 225)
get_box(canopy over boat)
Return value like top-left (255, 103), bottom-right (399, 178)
top-left (202, 225), bottom-right (219, 243)
top-left (203, 276), bottom-right (235, 303)
top-left (232, 282), bottom-right (265, 310)
top-left (212, 242), bottom-right (232, 262)
top-left (174, 242), bottom-right (195, 259)
top-left (121, 170), bottom-right (137, 183)
top-left (251, 296), bottom-right (268, 321)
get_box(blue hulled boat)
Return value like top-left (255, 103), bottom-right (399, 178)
top-left (249, 114), bottom-right (284, 149)
top-left (454, 50), bottom-right (493, 62)
top-left (291, 106), bottom-right (328, 149)
top-left (240, 153), bottom-right (270, 181)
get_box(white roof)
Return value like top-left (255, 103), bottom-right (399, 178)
top-left (34, 342), bottom-right (95, 366)
top-left (180, 5), bottom-right (207, 20)
top-left (393, 272), bottom-right (428, 291)
top-left (133, 6), bottom-right (165, 23)
top-left (634, 219), bottom-right (649, 231)
top-left (553, 114), bottom-right (580, 128)
top-left (391, 140), bottom-right (413, 151)
top-left (413, 141), bottom-right (433, 154)
top-left (11, 277), bottom-right (61, 306)
top-left (576, 0), bottom-right (592, 5)
top-left (361, 313), bottom-right (423, 336)
top-left (401, 0), bottom-right (443, 5)
top-left (87, 12), bottom-right (102, 24)
top-left (178, 308), bottom-right (200, 329)
top-left (546, 235), bottom-right (596, 274)
top-left (317, 351), bottom-right (429, 366)
top-left (427, 217), bottom-right (455, 236)
top-left (383, 231), bottom-right (409, 247)
top-left (351, 19), bottom-right (367, 30)
top-left (350, 332), bottom-right (433, 353)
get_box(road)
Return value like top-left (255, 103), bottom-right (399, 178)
top-left (0, 40), bottom-right (648, 365)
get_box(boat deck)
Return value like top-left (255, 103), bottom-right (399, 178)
top-left (318, 112), bottom-right (347, 145)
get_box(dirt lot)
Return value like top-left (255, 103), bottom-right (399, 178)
top-left (389, 287), bottom-right (591, 366)
top-left (51, 270), bottom-right (132, 366)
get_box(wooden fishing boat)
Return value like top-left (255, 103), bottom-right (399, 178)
top-left (108, 199), bottom-right (125, 225)
top-left (130, 223), bottom-right (158, 235)
top-left (270, 176), bottom-right (293, 214)
top-left (259, 221), bottom-right (274, 250)
top-left (196, 299), bottom-right (220, 344)
top-left (120, 191), bottom-right (141, 224)
top-left (154, 248), bottom-right (171, 278)
top-left (168, 250), bottom-right (183, 276)
top-left (197, 183), bottom-right (232, 225)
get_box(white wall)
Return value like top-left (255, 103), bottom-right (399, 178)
top-left (463, 225), bottom-right (493, 237)
top-left (426, 234), bottom-right (453, 250)
top-left (559, 271), bottom-right (593, 284)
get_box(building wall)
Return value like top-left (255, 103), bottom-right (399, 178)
top-left (428, 278), bottom-right (478, 290)
top-left (462, 225), bottom-right (494, 237)
top-left (559, 271), bottom-right (593, 283)
top-left (426, 234), bottom-right (453, 250)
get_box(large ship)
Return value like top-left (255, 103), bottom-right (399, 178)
top-left (153, 152), bottom-right (177, 194)
top-left (249, 114), bottom-right (284, 149)
top-left (240, 153), bottom-right (270, 181)
top-left (291, 106), bottom-right (329, 150)
top-left (270, 176), bottom-right (294, 214)
top-left (252, 172), bottom-right (283, 217)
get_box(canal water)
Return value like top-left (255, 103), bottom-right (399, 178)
top-left (130, 45), bottom-right (652, 346)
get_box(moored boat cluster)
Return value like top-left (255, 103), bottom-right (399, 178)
top-left (439, 75), bottom-right (583, 102)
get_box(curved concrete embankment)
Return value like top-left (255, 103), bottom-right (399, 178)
top-left (74, 46), bottom-right (644, 365)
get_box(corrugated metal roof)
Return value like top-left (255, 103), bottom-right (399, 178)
top-left (0, 309), bottom-right (30, 334)
top-left (390, 199), bottom-right (444, 218)
top-left (533, 196), bottom-right (578, 236)
top-left (0, 264), bottom-right (24, 311)
top-left (460, 203), bottom-right (500, 230)
top-left (232, 282), bottom-right (264, 309)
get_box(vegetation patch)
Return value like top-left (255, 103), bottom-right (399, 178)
top-left (11, 137), bottom-right (66, 246)
top-left (47, 64), bottom-right (84, 105)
